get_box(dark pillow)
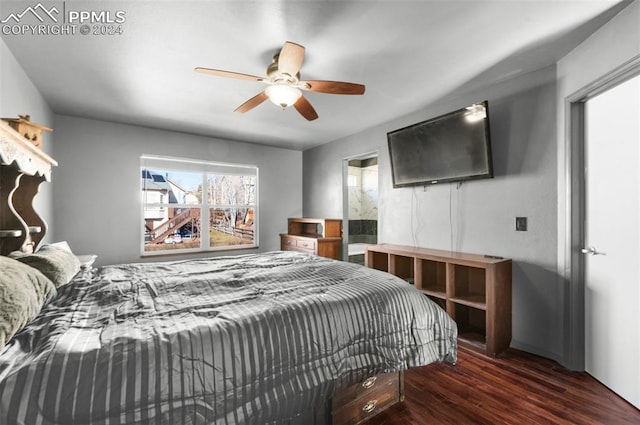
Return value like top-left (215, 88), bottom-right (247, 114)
top-left (9, 244), bottom-right (81, 287)
top-left (0, 256), bottom-right (56, 350)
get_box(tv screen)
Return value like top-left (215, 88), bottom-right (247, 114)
top-left (387, 101), bottom-right (493, 188)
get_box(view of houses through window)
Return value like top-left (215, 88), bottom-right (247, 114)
top-left (141, 156), bottom-right (257, 254)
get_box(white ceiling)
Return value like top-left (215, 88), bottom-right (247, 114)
top-left (0, 1), bottom-right (628, 150)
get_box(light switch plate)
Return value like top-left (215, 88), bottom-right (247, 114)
top-left (516, 217), bottom-right (527, 231)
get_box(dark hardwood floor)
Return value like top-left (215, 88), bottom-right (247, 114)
top-left (367, 345), bottom-right (640, 424)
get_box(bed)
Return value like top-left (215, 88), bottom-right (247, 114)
top-left (0, 249), bottom-right (457, 425)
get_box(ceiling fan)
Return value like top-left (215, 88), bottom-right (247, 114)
top-left (195, 41), bottom-right (365, 121)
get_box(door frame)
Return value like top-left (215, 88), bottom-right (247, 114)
top-left (342, 151), bottom-right (379, 261)
top-left (564, 56), bottom-right (640, 370)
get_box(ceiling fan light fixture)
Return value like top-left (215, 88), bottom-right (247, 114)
top-left (265, 84), bottom-right (302, 109)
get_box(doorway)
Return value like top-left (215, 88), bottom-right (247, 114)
top-left (343, 153), bottom-right (378, 264)
top-left (567, 68), bottom-right (640, 409)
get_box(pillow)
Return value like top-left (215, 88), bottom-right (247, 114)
top-left (9, 244), bottom-right (81, 287)
top-left (49, 241), bottom-right (73, 252)
top-left (0, 256), bottom-right (56, 350)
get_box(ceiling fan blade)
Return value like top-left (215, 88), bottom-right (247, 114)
top-left (278, 41), bottom-right (305, 77)
top-left (303, 80), bottom-right (365, 95)
top-left (195, 67), bottom-right (264, 82)
top-left (294, 96), bottom-right (318, 121)
top-left (234, 91), bottom-right (268, 113)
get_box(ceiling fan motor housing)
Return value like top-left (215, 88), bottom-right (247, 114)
top-left (266, 55), bottom-right (301, 82)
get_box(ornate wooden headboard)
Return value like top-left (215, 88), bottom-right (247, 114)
top-left (0, 119), bottom-right (57, 255)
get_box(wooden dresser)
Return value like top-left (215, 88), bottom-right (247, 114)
top-left (280, 217), bottom-right (342, 260)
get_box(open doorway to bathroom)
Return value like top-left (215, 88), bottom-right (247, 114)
top-left (343, 153), bottom-right (378, 265)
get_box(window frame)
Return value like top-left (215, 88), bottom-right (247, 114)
top-left (140, 155), bottom-right (259, 257)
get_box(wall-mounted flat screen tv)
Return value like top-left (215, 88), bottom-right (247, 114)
top-left (387, 101), bottom-right (493, 188)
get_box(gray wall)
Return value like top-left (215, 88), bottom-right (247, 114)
top-left (0, 38), bottom-right (54, 238)
top-left (303, 65), bottom-right (561, 360)
top-left (51, 115), bottom-right (302, 266)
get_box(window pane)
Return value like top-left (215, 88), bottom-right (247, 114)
top-left (142, 169), bottom-right (202, 205)
top-left (207, 174), bottom-right (256, 205)
top-left (141, 156), bottom-right (258, 255)
top-left (210, 208), bottom-right (255, 248)
top-left (144, 207), bottom-right (201, 252)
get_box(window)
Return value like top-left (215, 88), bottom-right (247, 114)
top-left (141, 155), bottom-right (258, 255)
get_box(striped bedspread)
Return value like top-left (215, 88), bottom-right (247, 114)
top-left (0, 251), bottom-right (457, 425)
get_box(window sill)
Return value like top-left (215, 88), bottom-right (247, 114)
top-left (140, 244), bottom-right (259, 258)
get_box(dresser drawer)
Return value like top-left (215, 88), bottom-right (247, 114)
top-left (281, 236), bottom-right (296, 249)
top-left (280, 235), bottom-right (317, 253)
top-left (296, 238), bottom-right (316, 250)
top-left (332, 372), bottom-right (398, 407)
top-left (332, 372), bottom-right (402, 425)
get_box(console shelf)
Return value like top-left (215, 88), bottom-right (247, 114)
top-left (365, 244), bottom-right (512, 357)
top-left (0, 230), bottom-right (22, 238)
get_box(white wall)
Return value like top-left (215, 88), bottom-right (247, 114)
top-left (304, 65), bottom-right (561, 360)
top-left (0, 38), bottom-right (54, 239)
top-left (556, 0), bottom-right (640, 369)
top-left (51, 115), bottom-right (302, 266)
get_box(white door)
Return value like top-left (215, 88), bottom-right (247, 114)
top-left (584, 74), bottom-right (640, 409)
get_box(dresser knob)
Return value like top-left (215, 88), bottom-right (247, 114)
top-left (361, 376), bottom-right (376, 389)
top-left (362, 399), bottom-right (377, 414)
